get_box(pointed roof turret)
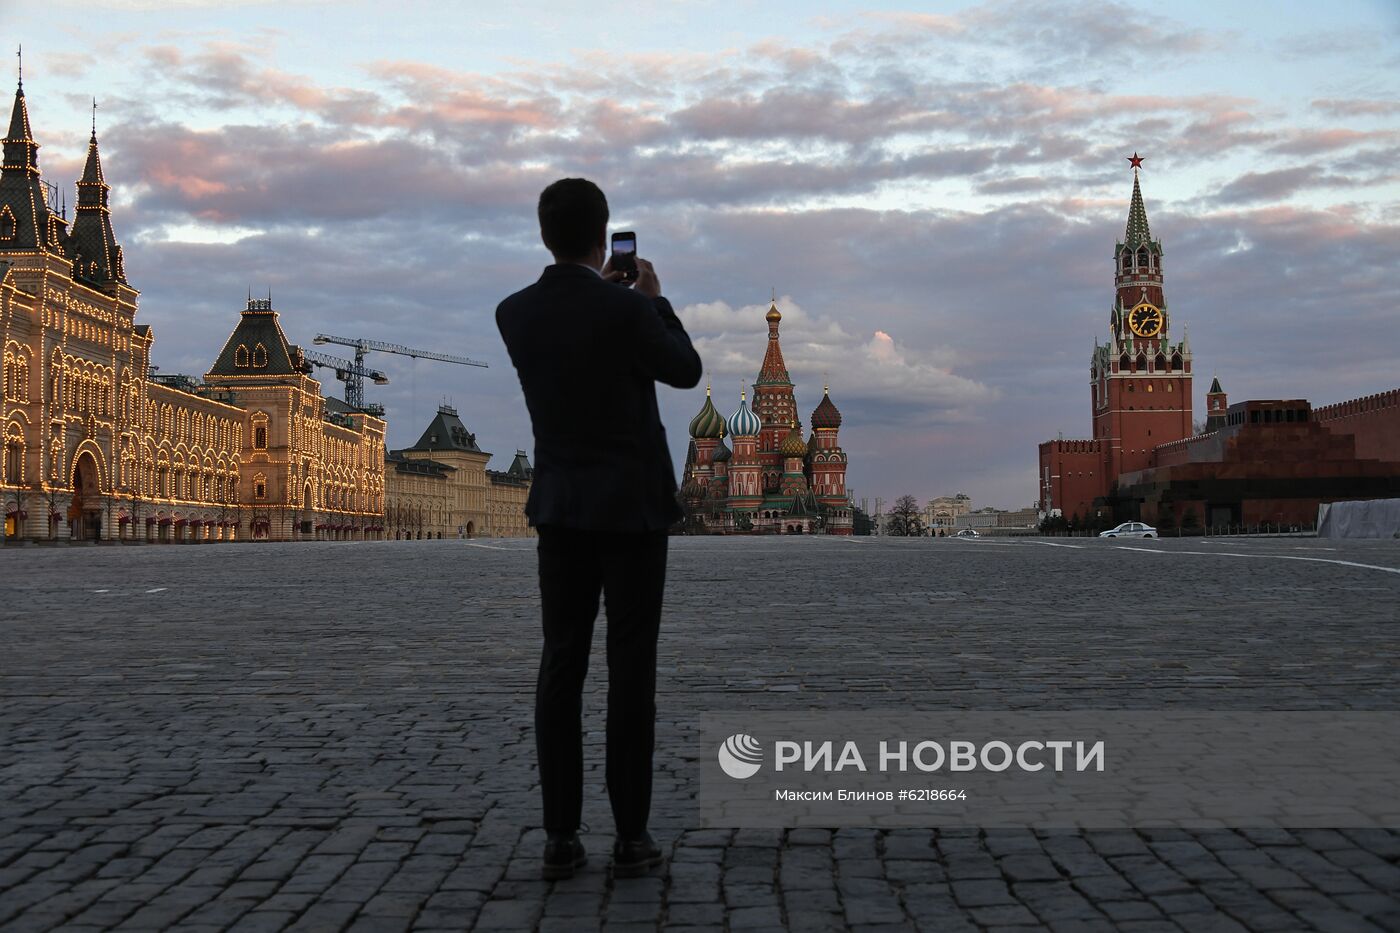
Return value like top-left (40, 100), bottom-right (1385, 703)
top-left (755, 299), bottom-right (791, 386)
top-left (407, 404), bottom-right (484, 454)
top-left (3, 74), bottom-right (37, 176)
top-left (508, 449), bottom-right (533, 479)
top-left (1208, 375), bottom-right (1223, 394)
top-left (207, 297), bottom-right (304, 378)
top-left (0, 72), bottom-right (54, 254)
top-left (1124, 159), bottom-right (1152, 249)
top-left (69, 112), bottom-right (125, 285)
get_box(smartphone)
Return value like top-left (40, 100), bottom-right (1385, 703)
top-left (610, 231), bottom-right (638, 283)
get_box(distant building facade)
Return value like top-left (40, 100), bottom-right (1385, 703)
top-left (383, 404), bottom-right (533, 539)
top-left (924, 493), bottom-right (972, 532)
top-left (0, 77), bottom-right (385, 542)
top-left (678, 301), bottom-right (854, 534)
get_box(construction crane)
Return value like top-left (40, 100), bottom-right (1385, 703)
top-left (312, 334), bottom-right (487, 414)
top-left (298, 349), bottom-right (390, 416)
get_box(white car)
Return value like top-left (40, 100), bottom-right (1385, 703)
top-left (1099, 522), bottom-right (1157, 539)
top-left (954, 528), bottom-right (979, 538)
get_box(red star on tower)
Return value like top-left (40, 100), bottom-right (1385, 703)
top-left (1127, 152), bottom-right (1145, 170)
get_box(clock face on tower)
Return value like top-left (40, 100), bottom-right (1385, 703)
top-left (1128, 302), bottom-right (1163, 338)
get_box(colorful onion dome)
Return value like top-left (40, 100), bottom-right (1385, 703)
top-left (779, 423), bottom-right (807, 457)
top-left (688, 386), bottom-right (725, 438)
top-left (727, 391), bottom-right (762, 437)
top-left (681, 475), bottom-right (705, 499)
top-left (712, 438), bottom-right (732, 463)
top-left (811, 384), bottom-right (842, 429)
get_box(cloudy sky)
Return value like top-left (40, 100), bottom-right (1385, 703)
top-left (7, 0), bottom-right (1398, 510)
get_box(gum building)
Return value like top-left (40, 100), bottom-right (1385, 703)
top-left (383, 403), bottom-right (534, 539)
top-left (0, 77), bottom-right (373, 541)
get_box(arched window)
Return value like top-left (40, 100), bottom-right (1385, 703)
top-left (1154, 353), bottom-right (1166, 372)
top-left (1137, 247), bottom-right (1149, 269)
top-left (0, 205), bottom-right (15, 241)
top-left (235, 344), bottom-right (250, 367)
top-left (1118, 353), bottom-right (1130, 372)
top-left (1135, 353), bottom-right (1147, 373)
top-left (254, 473), bottom-right (268, 500)
top-left (1171, 352), bottom-right (1182, 371)
top-left (252, 343), bottom-right (268, 368)
top-left (3, 427), bottom-right (23, 484)
top-left (1121, 251), bottom-right (1131, 272)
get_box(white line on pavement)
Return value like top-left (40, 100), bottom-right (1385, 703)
top-left (462, 542), bottom-right (526, 551)
top-left (1116, 546), bottom-right (1400, 575)
top-left (145, 587), bottom-right (167, 593)
top-left (1033, 541), bottom-right (1085, 549)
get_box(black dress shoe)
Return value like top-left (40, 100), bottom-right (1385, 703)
top-left (542, 833), bottom-right (587, 880)
top-left (611, 831), bottom-right (663, 877)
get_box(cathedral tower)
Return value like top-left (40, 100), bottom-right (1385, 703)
top-left (725, 389), bottom-right (763, 514)
top-left (1089, 155), bottom-right (1192, 479)
top-left (750, 300), bottom-right (797, 493)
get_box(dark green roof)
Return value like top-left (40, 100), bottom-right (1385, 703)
top-left (1125, 171), bottom-right (1151, 248)
top-left (406, 405), bottom-right (482, 453)
top-left (1209, 376), bottom-right (1224, 394)
top-left (207, 299), bottom-right (303, 377)
top-left (508, 449), bottom-right (533, 479)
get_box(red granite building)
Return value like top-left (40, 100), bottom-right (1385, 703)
top-left (1037, 158), bottom-right (1400, 528)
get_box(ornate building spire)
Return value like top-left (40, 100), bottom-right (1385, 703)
top-left (0, 70), bottom-right (53, 253)
top-left (69, 107), bottom-right (126, 285)
top-left (756, 300), bottom-right (790, 386)
top-left (1125, 162), bottom-right (1152, 248)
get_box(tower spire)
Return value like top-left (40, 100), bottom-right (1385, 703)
top-left (1124, 154), bottom-right (1151, 248)
top-left (70, 105), bottom-right (126, 285)
top-left (1, 55), bottom-right (49, 253)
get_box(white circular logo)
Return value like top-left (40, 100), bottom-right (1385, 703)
top-left (718, 733), bottom-right (764, 780)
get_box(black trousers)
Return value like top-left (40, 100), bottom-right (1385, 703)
top-left (534, 524), bottom-right (668, 838)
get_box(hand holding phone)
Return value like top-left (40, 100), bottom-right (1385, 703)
top-left (610, 231), bottom-right (638, 284)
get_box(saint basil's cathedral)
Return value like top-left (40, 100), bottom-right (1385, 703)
top-left (679, 301), bottom-right (853, 534)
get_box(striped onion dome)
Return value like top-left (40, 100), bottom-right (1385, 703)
top-left (727, 391), bottom-right (762, 437)
top-left (688, 386), bottom-right (725, 438)
top-left (779, 423), bottom-right (807, 457)
top-left (712, 438), bottom-right (732, 462)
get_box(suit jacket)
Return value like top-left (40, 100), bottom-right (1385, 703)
top-left (496, 264), bottom-right (703, 531)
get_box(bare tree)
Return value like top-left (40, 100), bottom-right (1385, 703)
top-left (886, 494), bottom-right (926, 536)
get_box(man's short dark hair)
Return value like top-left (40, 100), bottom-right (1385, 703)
top-left (538, 178), bottom-right (609, 261)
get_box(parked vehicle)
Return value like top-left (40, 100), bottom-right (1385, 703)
top-left (954, 528), bottom-right (980, 538)
top-left (1099, 522), bottom-right (1157, 539)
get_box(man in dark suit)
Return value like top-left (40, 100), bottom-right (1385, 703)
top-left (495, 178), bottom-right (702, 880)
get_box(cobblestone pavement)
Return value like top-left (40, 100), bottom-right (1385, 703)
top-left (2, 536), bottom-right (1399, 932)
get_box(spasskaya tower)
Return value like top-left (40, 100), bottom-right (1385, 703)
top-left (1089, 154), bottom-right (1193, 480)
